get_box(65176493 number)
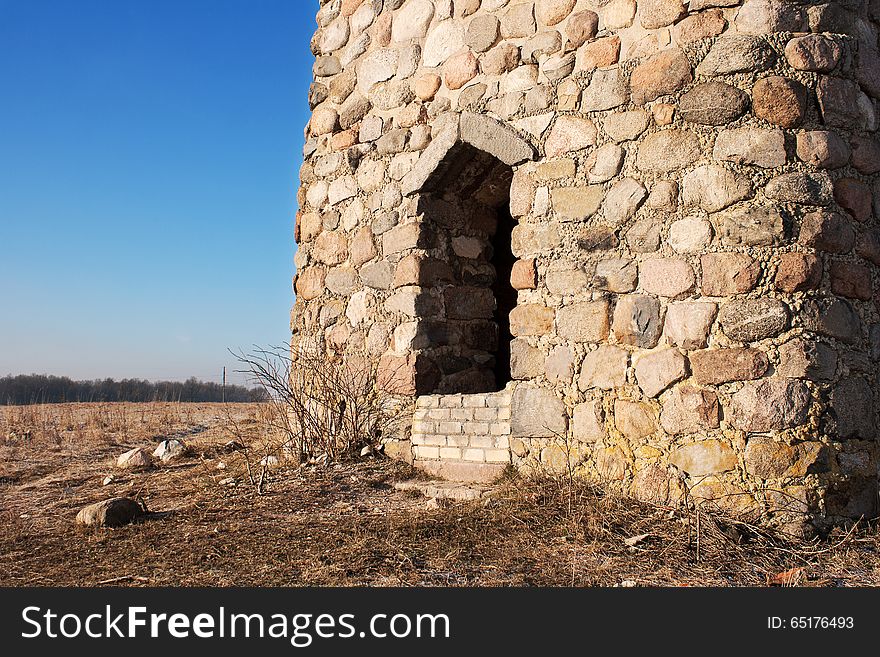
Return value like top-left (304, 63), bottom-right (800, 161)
top-left (768, 617), bottom-right (854, 629)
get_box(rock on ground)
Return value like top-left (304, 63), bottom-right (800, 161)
top-left (116, 447), bottom-right (153, 469)
top-left (153, 439), bottom-right (188, 462)
top-left (76, 497), bottom-right (145, 527)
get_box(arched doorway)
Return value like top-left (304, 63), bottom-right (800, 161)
top-left (400, 113), bottom-right (536, 394)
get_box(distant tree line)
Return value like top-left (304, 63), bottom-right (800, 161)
top-left (0, 374), bottom-right (267, 405)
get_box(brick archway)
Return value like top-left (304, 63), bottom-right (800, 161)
top-left (401, 112), bottom-right (537, 197)
top-left (384, 113), bottom-right (537, 396)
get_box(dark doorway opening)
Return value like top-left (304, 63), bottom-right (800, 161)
top-left (413, 142), bottom-right (518, 395)
top-left (490, 204), bottom-right (516, 390)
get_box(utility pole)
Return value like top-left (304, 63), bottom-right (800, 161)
top-left (222, 366), bottom-right (226, 403)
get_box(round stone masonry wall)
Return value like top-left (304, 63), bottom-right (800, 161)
top-left (295, 0), bottom-right (880, 534)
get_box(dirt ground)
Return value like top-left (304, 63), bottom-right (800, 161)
top-left (2, 402), bottom-right (880, 587)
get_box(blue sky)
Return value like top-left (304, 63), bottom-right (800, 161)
top-left (0, 0), bottom-right (318, 384)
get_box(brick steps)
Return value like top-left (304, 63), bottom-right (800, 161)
top-left (410, 389), bottom-right (513, 483)
top-left (415, 458), bottom-right (508, 483)
top-left (394, 479), bottom-right (495, 501)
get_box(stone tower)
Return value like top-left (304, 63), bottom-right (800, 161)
top-left (295, 0), bottom-right (880, 533)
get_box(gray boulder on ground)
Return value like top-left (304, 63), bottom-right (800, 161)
top-left (75, 497), bottom-right (145, 527)
top-left (153, 438), bottom-right (188, 462)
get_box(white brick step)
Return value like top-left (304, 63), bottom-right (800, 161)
top-left (414, 458), bottom-right (508, 483)
top-left (394, 479), bottom-right (495, 501)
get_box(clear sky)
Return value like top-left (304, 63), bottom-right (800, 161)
top-left (0, 0), bottom-right (318, 385)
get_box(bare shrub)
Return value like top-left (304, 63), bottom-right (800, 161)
top-left (232, 344), bottom-right (407, 467)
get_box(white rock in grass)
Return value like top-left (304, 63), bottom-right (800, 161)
top-left (152, 438), bottom-right (188, 462)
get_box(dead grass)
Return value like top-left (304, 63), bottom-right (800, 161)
top-left (1, 402), bottom-right (879, 587)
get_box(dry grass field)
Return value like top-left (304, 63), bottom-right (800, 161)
top-left (2, 402), bottom-right (880, 587)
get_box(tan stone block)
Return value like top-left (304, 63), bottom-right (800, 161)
top-left (392, 254), bottom-right (455, 288)
top-left (639, 258), bottom-right (695, 298)
top-left (312, 231), bottom-right (349, 265)
top-left (510, 304), bottom-right (556, 337)
top-left (462, 448), bottom-right (486, 462)
top-left (439, 447), bottom-right (462, 460)
top-left (551, 186), bottom-right (604, 221)
top-left (663, 302), bottom-right (717, 349)
top-left (545, 116), bottom-right (597, 157)
top-left (614, 400), bottom-right (657, 439)
top-left (690, 348), bottom-right (769, 385)
top-left (577, 36), bottom-right (621, 69)
top-left (636, 130), bottom-right (701, 172)
top-left (630, 48), bottom-right (692, 106)
top-left (511, 385), bottom-right (568, 438)
top-left (714, 127), bottom-right (787, 168)
top-left (744, 437), bottom-right (826, 479)
top-left (682, 164), bottom-right (753, 213)
top-left (382, 222), bottom-right (430, 255)
top-left (564, 10), bottom-right (599, 48)
top-left (578, 345), bottom-right (629, 391)
top-left (596, 446), bottom-right (628, 480)
top-left (593, 258), bottom-right (637, 293)
top-left (556, 300), bottom-right (611, 342)
top-left (509, 340), bottom-right (542, 381)
top-left (464, 422), bottom-right (490, 435)
top-left (652, 103), bottom-right (676, 126)
top-left (450, 408), bottom-right (471, 421)
top-left (545, 267), bottom-right (591, 295)
top-left (572, 400), bottom-right (605, 442)
top-left (603, 110), bottom-right (649, 143)
top-left (670, 440), bottom-right (736, 477)
top-left (612, 295), bottom-right (662, 348)
top-left (672, 8), bottom-right (727, 44)
top-left (482, 43), bottom-right (520, 75)
top-left (295, 267), bottom-right (326, 301)
top-left (414, 73), bottom-right (442, 101)
top-left (634, 349), bottom-right (688, 398)
top-left (603, 0), bottom-right (637, 29)
top-left (443, 51), bottom-right (479, 90)
top-left (700, 253), bottom-right (761, 296)
top-left (729, 378), bottom-right (811, 432)
top-left (469, 436), bottom-right (494, 449)
top-left (668, 218), bottom-right (713, 254)
top-left (511, 222), bottom-right (562, 255)
top-left (462, 394), bottom-right (488, 408)
top-left (490, 422), bottom-right (511, 436)
top-left (659, 385), bottom-right (719, 435)
top-left (511, 258), bottom-right (537, 290)
top-left (555, 78), bottom-right (580, 110)
top-left (465, 14), bottom-right (500, 52)
top-left (349, 226), bottom-right (377, 266)
top-left (545, 345), bottom-right (576, 384)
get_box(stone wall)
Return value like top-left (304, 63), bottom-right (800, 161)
top-left (295, 0), bottom-right (880, 534)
